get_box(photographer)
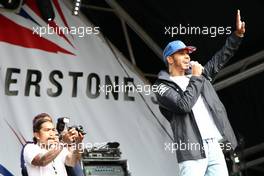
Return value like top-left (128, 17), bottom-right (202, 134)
top-left (23, 113), bottom-right (84, 176)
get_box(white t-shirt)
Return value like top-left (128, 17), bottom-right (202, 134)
top-left (170, 75), bottom-right (222, 140)
top-left (23, 143), bottom-right (70, 176)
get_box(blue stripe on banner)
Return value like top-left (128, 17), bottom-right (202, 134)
top-left (0, 164), bottom-right (14, 176)
top-left (19, 8), bottom-right (41, 26)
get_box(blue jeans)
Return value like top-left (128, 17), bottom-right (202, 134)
top-left (179, 138), bottom-right (228, 176)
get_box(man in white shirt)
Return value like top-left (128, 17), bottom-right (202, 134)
top-left (23, 113), bottom-right (84, 176)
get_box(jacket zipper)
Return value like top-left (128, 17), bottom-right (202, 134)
top-left (201, 91), bottom-right (225, 138)
top-left (190, 110), bottom-right (206, 158)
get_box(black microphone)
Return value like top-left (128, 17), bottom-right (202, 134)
top-left (106, 142), bottom-right (120, 149)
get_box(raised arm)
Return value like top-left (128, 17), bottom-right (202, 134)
top-left (31, 137), bottom-right (64, 167)
top-left (31, 146), bottom-right (63, 166)
top-left (203, 10), bottom-right (246, 81)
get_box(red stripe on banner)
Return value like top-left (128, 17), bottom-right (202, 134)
top-left (53, 0), bottom-right (71, 33)
top-left (0, 15), bottom-right (74, 55)
top-left (4, 119), bottom-right (25, 145)
top-left (25, 0), bottom-right (42, 19)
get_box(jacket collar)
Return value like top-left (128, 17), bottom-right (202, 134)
top-left (157, 70), bottom-right (191, 82)
top-left (157, 70), bottom-right (171, 81)
top-left (157, 70), bottom-right (183, 92)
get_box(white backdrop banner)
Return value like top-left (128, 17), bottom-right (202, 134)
top-left (0, 0), bottom-right (178, 175)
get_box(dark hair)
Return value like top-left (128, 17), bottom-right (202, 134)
top-left (32, 113), bottom-right (52, 143)
top-left (33, 113), bottom-right (52, 125)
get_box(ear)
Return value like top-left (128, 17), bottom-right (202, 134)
top-left (34, 132), bottom-right (40, 140)
top-left (166, 56), bottom-right (174, 65)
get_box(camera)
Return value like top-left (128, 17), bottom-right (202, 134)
top-left (56, 117), bottom-right (86, 135)
top-left (68, 125), bottom-right (86, 135)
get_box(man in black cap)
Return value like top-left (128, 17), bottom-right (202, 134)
top-left (154, 10), bottom-right (245, 176)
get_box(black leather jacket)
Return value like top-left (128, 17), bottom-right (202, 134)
top-left (154, 33), bottom-right (242, 162)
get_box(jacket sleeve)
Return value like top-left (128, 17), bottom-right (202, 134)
top-left (203, 33), bottom-right (243, 81)
top-left (155, 76), bottom-right (205, 114)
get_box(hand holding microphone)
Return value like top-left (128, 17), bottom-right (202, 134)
top-left (190, 61), bottom-right (204, 76)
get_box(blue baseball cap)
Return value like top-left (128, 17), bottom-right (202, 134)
top-left (162, 40), bottom-right (196, 66)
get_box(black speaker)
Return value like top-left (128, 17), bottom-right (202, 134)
top-left (36, 0), bottom-right (55, 22)
top-left (82, 159), bottom-right (130, 176)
